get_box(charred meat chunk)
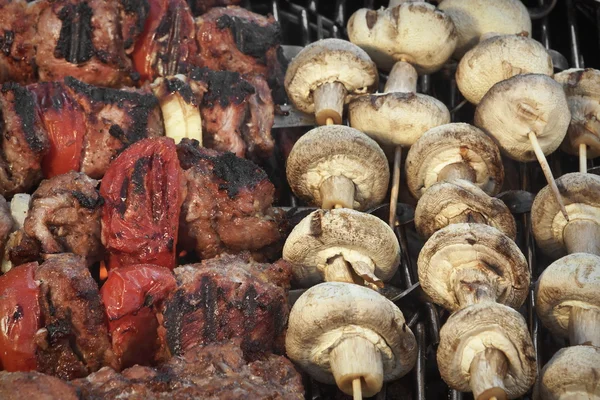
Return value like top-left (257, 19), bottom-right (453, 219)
top-left (0, 82), bottom-right (49, 198)
top-left (118, 0), bottom-right (150, 53)
top-left (35, 0), bottom-right (134, 87)
top-left (177, 139), bottom-right (283, 260)
top-left (8, 172), bottom-right (103, 267)
top-left (35, 253), bottom-right (117, 379)
top-left (64, 77), bottom-right (164, 179)
top-left (0, 371), bottom-right (79, 400)
top-left (187, 0), bottom-right (242, 16)
top-left (159, 253), bottom-right (291, 359)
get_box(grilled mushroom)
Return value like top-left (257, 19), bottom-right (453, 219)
top-left (535, 345), bottom-right (600, 400)
top-left (456, 34), bottom-right (553, 105)
top-left (417, 223), bottom-right (529, 312)
top-left (535, 253), bottom-right (600, 347)
top-left (284, 38), bottom-right (378, 125)
top-left (286, 125), bottom-right (389, 210)
top-left (415, 180), bottom-right (516, 240)
top-left (475, 73), bottom-right (571, 219)
top-left (531, 172), bottom-right (600, 258)
top-left (554, 68), bottom-right (600, 173)
top-left (286, 282), bottom-right (417, 398)
top-left (405, 123), bottom-right (504, 199)
top-left (438, 302), bottom-right (537, 400)
top-left (438, 0), bottom-right (531, 58)
top-left (283, 209), bottom-right (400, 288)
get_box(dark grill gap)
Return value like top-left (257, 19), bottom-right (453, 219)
top-left (241, 1), bottom-right (600, 399)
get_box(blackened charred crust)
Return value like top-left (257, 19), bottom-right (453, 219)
top-left (54, 2), bottom-right (95, 64)
top-left (164, 78), bottom-right (196, 105)
top-left (131, 157), bottom-right (150, 195)
top-left (188, 67), bottom-right (255, 108)
top-left (120, 0), bottom-right (150, 34)
top-left (1, 83), bottom-right (47, 154)
top-left (71, 190), bottom-right (103, 209)
top-left (0, 30), bottom-right (14, 56)
top-left (215, 14), bottom-right (282, 64)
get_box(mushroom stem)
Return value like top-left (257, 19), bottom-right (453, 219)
top-left (528, 131), bottom-right (569, 221)
top-left (384, 61), bottom-right (418, 93)
top-left (320, 175), bottom-right (355, 209)
top-left (323, 255), bottom-right (355, 284)
top-left (452, 264), bottom-right (498, 308)
top-left (563, 220), bottom-right (600, 256)
top-left (329, 335), bottom-right (384, 398)
top-left (437, 162), bottom-right (477, 184)
top-left (469, 348), bottom-right (509, 400)
top-left (568, 306), bottom-right (600, 347)
top-left (314, 82), bottom-right (347, 126)
top-left (389, 146), bottom-right (402, 228)
top-left (579, 143), bottom-right (587, 173)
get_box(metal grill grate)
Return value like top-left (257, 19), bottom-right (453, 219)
top-left (243, 1), bottom-right (600, 399)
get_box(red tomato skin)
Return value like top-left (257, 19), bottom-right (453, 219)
top-left (100, 137), bottom-right (184, 271)
top-left (0, 263), bottom-right (41, 371)
top-left (131, 0), bottom-right (167, 81)
top-left (100, 264), bottom-right (176, 368)
top-left (30, 83), bottom-right (85, 178)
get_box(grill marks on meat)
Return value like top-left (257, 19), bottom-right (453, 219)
top-left (177, 139), bottom-right (283, 260)
top-left (0, 83), bottom-right (49, 198)
top-left (64, 77), bottom-right (164, 179)
top-left (195, 7), bottom-right (287, 103)
top-left (0, 371), bottom-right (79, 400)
top-left (160, 253), bottom-right (291, 359)
top-left (72, 340), bottom-right (304, 399)
top-left (9, 172), bottom-right (103, 266)
top-left (35, 254), bottom-right (117, 380)
top-left (35, 0), bottom-right (134, 87)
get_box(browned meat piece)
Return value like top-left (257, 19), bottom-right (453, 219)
top-left (8, 172), bottom-right (103, 267)
top-left (0, 196), bottom-right (12, 262)
top-left (159, 253), bottom-right (291, 359)
top-left (244, 74), bottom-right (275, 160)
top-left (35, 254), bottom-right (117, 379)
top-left (118, 0), bottom-right (150, 53)
top-left (195, 7), bottom-right (287, 102)
top-left (0, 82), bottom-right (49, 198)
top-left (64, 77), bottom-right (164, 179)
top-left (0, 371), bottom-right (79, 400)
top-left (176, 139), bottom-right (284, 260)
top-left (73, 340), bottom-right (304, 399)
top-left (0, 1), bottom-right (42, 84)
top-left (35, 0), bottom-right (134, 87)
top-left (187, 0), bottom-right (241, 16)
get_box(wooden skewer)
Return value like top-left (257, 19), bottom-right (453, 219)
top-left (388, 146), bottom-right (402, 228)
top-left (528, 132), bottom-right (569, 221)
top-left (580, 143), bottom-right (587, 173)
top-left (326, 117), bottom-right (334, 125)
top-left (353, 378), bottom-right (362, 400)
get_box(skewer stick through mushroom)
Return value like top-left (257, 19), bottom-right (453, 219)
top-left (347, 1), bottom-right (455, 227)
top-left (474, 73), bottom-right (571, 220)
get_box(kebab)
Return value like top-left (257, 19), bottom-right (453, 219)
top-left (554, 68), bottom-right (600, 173)
top-left (346, 0), bottom-right (455, 226)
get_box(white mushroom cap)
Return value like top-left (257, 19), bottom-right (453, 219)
top-left (347, 2), bottom-right (457, 74)
top-left (474, 73), bottom-right (571, 162)
top-left (456, 35), bottom-right (553, 105)
top-left (284, 38), bottom-right (378, 115)
top-left (438, 0), bottom-right (532, 59)
top-left (531, 173), bottom-right (600, 259)
top-left (418, 223), bottom-right (529, 312)
top-left (348, 92), bottom-right (451, 150)
top-left (437, 302), bottom-right (537, 399)
top-left (283, 209), bottom-right (400, 287)
top-left (286, 282), bottom-right (417, 391)
top-left (405, 123), bottom-right (504, 199)
top-left (535, 345), bottom-right (600, 400)
top-left (286, 125), bottom-right (390, 211)
top-left (554, 68), bottom-right (600, 158)
top-left (415, 179), bottom-right (516, 240)
top-left (535, 253), bottom-right (600, 339)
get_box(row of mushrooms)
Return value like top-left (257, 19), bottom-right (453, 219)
top-left (280, 0), bottom-right (600, 398)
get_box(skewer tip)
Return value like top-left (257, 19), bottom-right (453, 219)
top-left (353, 378), bottom-right (362, 400)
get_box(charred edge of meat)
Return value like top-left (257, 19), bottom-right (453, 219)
top-left (176, 139), bottom-right (268, 198)
top-left (215, 14), bottom-right (282, 64)
top-left (1, 83), bottom-right (46, 153)
top-left (54, 2), bottom-right (95, 64)
top-left (71, 190), bottom-right (104, 209)
top-left (120, 0), bottom-right (150, 49)
top-left (187, 67), bottom-right (254, 108)
top-left (65, 77), bottom-right (158, 144)
top-left (0, 30), bottom-right (14, 56)
top-left (164, 78), bottom-right (197, 105)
